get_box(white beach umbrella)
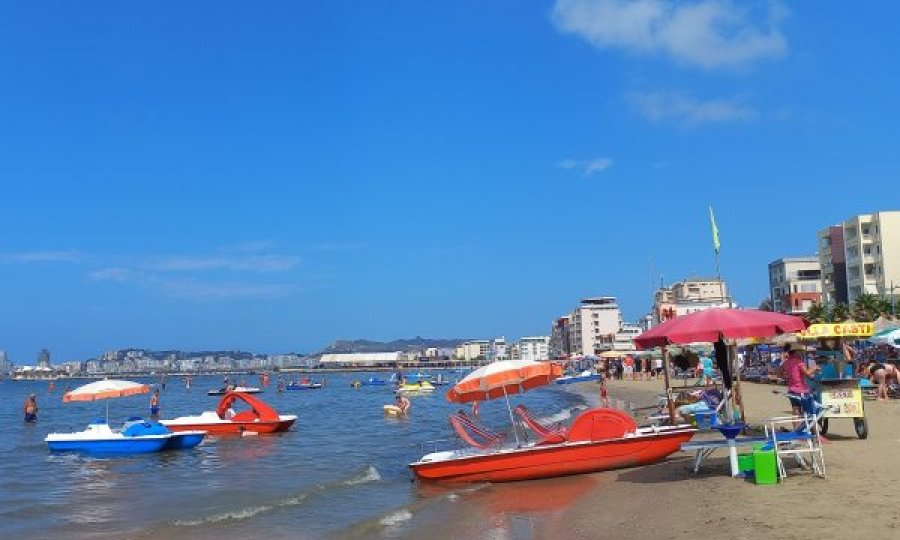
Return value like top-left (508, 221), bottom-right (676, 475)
top-left (63, 379), bottom-right (151, 422)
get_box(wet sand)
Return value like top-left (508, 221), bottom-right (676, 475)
top-left (369, 378), bottom-right (900, 540)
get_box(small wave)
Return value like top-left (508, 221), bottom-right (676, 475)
top-left (379, 509), bottom-right (412, 527)
top-left (171, 465), bottom-right (378, 528)
top-left (343, 465), bottom-right (381, 486)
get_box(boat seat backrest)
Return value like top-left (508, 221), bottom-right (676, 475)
top-left (566, 408), bottom-right (638, 443)
top-left (450, 412), bottom-right (504, 449)
top-left (513, 405), bottom-right (567, 443)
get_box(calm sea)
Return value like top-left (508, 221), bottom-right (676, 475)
top-left (0, 372), bottom-right (585, 539)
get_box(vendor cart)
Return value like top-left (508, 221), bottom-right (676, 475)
top-left (799, 322), bottom-right (874, 440)
top-left (816, 377), bottom-right (867, 439)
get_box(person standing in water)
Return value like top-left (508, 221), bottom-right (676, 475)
top-left (150, 389), bottom-right (160, 419)
top-left (23, 394), bottom-right (38, 422)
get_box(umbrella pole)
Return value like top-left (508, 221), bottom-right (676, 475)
top-left (503, 386), bottom-right (521, 447)
top-left (662, 347), bottom-right (676, 424)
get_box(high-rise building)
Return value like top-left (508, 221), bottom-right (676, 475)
top-left (0, 350), bottom-right (10, 375)
top-left (549, 316), bottom-right (571, 359)
top-left (37, 349), bottom-right (50, 368)
top-left (768, 257), bottom-right (822, 314)
top-left (567, 297), bottom-right (622, 356)
top-left (818, 211), bottom-right (900, 304)
top-left (818, 225), bottom-right (849, 305)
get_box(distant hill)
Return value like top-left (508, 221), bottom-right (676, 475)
top-left (318, 337), bottom-right (470, 355)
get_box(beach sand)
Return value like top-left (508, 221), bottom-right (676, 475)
top-left (368, 378), bottom-right (900, 540)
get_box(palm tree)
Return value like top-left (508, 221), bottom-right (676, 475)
top-left (758, 297), bottom-right (773, 311)
top-left (831, 303), bottom-right (851, 322)
top-left (852, 294), bottom-right (890, 321)
top-left (806, 303), bottom-right (828, 323)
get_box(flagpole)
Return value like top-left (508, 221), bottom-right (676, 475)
top-left (709, 205), bottom-right (725, 305)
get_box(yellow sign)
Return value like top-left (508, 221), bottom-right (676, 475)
top-left (819, 379), bottom-right (864, 418)
top-left (798, 322), bottom-right (874, 339)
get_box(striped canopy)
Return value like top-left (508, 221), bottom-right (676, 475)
top-left (446, 360), bottom-right (563, 403)
top-left (63, 379), bottom-right (150, 402)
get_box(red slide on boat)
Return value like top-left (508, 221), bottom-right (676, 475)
top-left (162, 391), bottom-right (297, 435)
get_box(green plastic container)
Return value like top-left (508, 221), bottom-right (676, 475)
top-left (752, 449), bottom-right (778, 485)
top-left (738, 453), bottom-right (755, 473)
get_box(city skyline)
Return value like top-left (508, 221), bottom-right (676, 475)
top-left (2, 2), bottom-right (899, 361)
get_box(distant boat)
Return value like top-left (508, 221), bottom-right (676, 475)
top-left (287, 380), bottom-right (323, 390)
top-left (208, 386), bottom-right (262, 396)
top-left (555, 370), bottom-right (602, 385)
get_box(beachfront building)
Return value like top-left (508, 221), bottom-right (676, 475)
top-left (491, 337), bottom-right (509, 361)
top-left (768, 257), bottom-right (822, 314)
top-left (454, 340), bottom-right (491, 363)
top-left (549, 297), bottom-right (622, 357)
top-left (549, 316), bottom-right (571, 359)
top-left (613, 323), bottom-right (641, 352)
top-left (818, 225), bottom-right (850, 305)
top-left (318, 352), bottom-right (402, 368)
top-left (839, 211), bottom-right (900, 303)
top-left (519, 336), bottom-right (550, 362)
top-left (652, 277), bottom-right (732, 324)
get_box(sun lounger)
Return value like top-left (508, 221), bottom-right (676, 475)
top-left (681, 436), bottom-right (769, 473)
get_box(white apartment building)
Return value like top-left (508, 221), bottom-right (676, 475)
top-left (455, 340), bottom-right (491, 362)
top-left (841, 211), bottom-right (900, 303)
top-left (768, 257), bottom-right (822, 314)
top-left (518, 336), bottom-right (550, 362)
top-left (613, 323), bottom-right (642, 352)
top-left (567, 297), bottom-right (622, 355)
top-left (491, 337), bottom-right (509, 361)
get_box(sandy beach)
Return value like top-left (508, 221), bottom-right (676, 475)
top-left (372, 378), bottom-right (900, 540)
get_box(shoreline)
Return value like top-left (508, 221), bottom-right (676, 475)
top-left (353, 378), bottom-right (900, 540)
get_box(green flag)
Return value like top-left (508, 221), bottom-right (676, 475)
top-left (709, 206), bottom-right (720, 254)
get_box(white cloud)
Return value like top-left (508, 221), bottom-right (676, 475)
top-left (146, 254), bottom-right (300, 273)
top-left (626, 90), bottom-right (756, 125)
top-left (0, 250), bottom-right (81, 264)
top-left (558, 157), bottom-right (614, 176)
top-left (156, 279), bottom-right (298, 301)
top-left (89, 267), bottom-right (144, 283)
top-left (552, 0), bottom-right (788, 69)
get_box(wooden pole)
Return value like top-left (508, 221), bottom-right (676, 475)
top-left (662, 346), bottom-right (676, 424)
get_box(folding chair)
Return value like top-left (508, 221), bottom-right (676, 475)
top-left (763, 395), bottom-right (828, 480)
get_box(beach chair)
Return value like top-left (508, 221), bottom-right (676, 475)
top-left (449, 411), bottom-right (506, 450)
top-left (763, 397), bottom-right (828, 480)
top-left (513, 405), bottom-right (567, 444)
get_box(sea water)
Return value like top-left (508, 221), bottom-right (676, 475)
top-left (0, 373), bottom-right (585, 539)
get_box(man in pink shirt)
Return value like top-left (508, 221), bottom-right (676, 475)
top-left (778, 344), bottom-right (820, 420)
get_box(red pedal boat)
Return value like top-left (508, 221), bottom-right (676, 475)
top-left (162, 391), bottom-right (297, 435)
top-left (410, 408), bottom-right (695, 483)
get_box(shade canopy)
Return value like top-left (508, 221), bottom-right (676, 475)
top-left (446, 360), bottom-right (563, 403)
top-left (634, 308), bottom-right (808, 349)
top-left (63, 379), bottom-right (151, 402)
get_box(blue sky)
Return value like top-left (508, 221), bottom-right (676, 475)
top-left (1, 1), bottom-right (897, 362)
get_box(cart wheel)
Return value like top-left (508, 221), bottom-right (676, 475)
top-left (818, 417), bottom-right (829, 435)
top-left (854, 417), bottom-right (868, 440)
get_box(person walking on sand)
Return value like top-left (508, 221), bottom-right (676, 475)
top-left (23, 394), bottom-right (38, 423)
top-left (150, 389), bottom-right (160, 419)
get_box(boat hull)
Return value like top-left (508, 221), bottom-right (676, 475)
top-left (286, 384), bottom-right (322, 390)
top-left (46, 436), bottom-right (170, 455)
top-left (163, 431), bottom-right (206, 450)
top-left (163, 418), bottom-right (295, 435)
top-left (410, 428), bottom-right (694, 483)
